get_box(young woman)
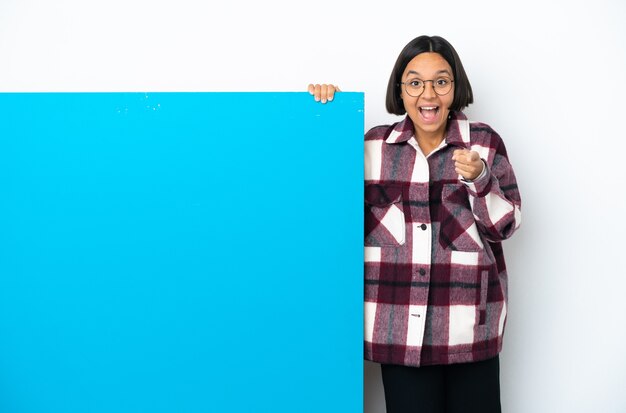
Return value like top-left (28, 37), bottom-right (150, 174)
top-left (309, 35), bottom-right (522, 413)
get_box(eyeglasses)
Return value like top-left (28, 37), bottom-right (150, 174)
top-left (399, 77), bottom-right (454, 97)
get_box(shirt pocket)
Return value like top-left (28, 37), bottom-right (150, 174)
top-left (439, 183), bottom-right (484, 252)
top-left (365, 184), bottom-right (406, 247)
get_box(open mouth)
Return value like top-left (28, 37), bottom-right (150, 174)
top-left (419, 106), bottom-right (439, 122)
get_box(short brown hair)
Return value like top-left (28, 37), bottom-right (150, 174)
top-left (386, 35), bottom-right (474, 115)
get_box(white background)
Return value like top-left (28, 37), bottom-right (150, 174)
top-left (1, 0), bottom-right (625, 411)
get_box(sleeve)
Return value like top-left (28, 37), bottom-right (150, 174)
top-left (461, 136), bottom-right (522, 243)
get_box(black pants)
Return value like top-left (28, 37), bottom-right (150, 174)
top-left (380, 356), bottom-right (501, 413)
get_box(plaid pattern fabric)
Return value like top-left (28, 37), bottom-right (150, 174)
top-left (364, 111), bottom-right (522, 367)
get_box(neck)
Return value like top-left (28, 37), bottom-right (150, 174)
top-left (415, 131), bottom-right (445, 156)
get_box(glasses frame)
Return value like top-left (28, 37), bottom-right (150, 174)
top-left (399, 77), bottom-right (455, 98)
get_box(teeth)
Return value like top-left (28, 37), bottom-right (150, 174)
top-left (421, 107), bottom-right (438, 110)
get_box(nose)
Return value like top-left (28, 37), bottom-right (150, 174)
top-left (421, 80), bottom-right (437, 98)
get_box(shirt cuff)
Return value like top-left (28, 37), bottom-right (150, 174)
top-left (461, 160), bottom-right (491, 197)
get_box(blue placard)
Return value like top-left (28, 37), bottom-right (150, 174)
top-left (0, 92), bottom-right (364, 413)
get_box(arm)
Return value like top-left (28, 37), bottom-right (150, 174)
top-left (461, 140), bottom-right (522, 243)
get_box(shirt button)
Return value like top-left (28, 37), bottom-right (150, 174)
top-left (419, 268), bottom-right (426, 276)
top-left (420, 224), bottom-right (427, 231)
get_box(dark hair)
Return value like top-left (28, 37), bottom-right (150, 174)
top-left (386, 35), bottom-right (473, 115)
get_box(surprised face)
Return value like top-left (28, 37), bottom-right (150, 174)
top-left (400, 52), bottom-right (455, 141)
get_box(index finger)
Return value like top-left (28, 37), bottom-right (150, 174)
top-left (453, 148), bottom-right (468, 159)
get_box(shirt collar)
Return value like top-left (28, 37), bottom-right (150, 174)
top-left (385, 111), bottom-right (470, 150)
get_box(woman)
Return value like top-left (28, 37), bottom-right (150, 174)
top-left (309, 35), bottom-right (521, 413)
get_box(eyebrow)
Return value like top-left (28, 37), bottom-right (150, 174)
top-left (406, 69), bottom-right (452, 77)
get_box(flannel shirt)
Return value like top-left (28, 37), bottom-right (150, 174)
top-left (364, 111), bottom-right (521, 367)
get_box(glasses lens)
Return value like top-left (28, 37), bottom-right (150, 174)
top-left (404, 79), bottom-right (423, 97)
top-left (434, 78), bottom-right (453, 96)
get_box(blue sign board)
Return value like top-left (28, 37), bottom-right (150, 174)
top-left (0, 92), bottom-right (364, 412)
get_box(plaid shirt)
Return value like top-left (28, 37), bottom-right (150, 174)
top-left (364, 111), bottom-right (521, 367)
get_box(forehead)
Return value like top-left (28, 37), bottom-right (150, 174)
top-left (402, 52), bottom-right (452, 77)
